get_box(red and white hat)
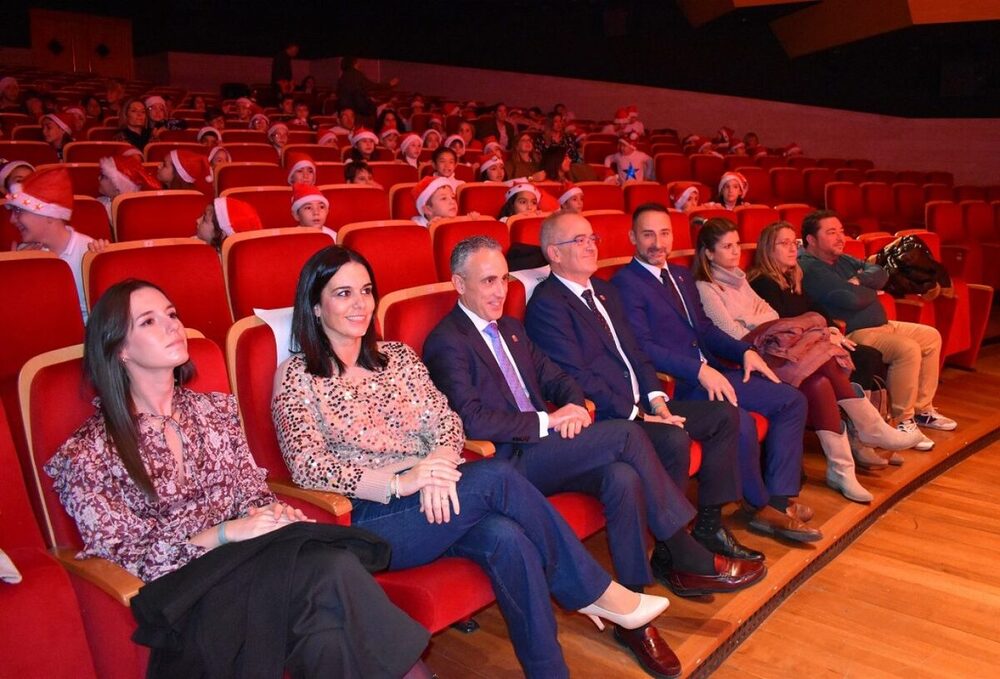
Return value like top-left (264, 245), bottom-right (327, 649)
top-left (444, 134), bottom-right (465, 148)
top-left (618, 130), bottom-right (640, 147)
top-left (427, 113), bottom-right (444, 128)
top-left (41, 112), bottom-right (75, 138)
top-left (613, 108), bottom-right (629, 124)
top-left (144, 95), bottom-right (166, 109)
top-left (267, 122), bottom-right (289, 141)
top-left (99, 153), bottom-right (159, 195)
top-left (4, 166), bottom-right (73, 220)
top-left (197, 126), bottom-right (221, 142)
top-left (285, 152), bottom-right (316, 183)
top-left (349, 127), bottom-right (378, 146)
top-left (317, 127), bottom-right (339, 145)
top-left (380, 127), bottom-right (400, 141)
top-left (411, 176), bottom-right (452, 214)
top-left (208, 146), bottom-right (230, 165)
top-left (442, 103), bottom-right (460, 116)
top-left (557, 181), bottom-right (582, 206)
top-left (504, 179), bottom-right (540, 202)
top-left (477, 154), bottom-right (503, 174)
top-left (482, 137), bottom-right (503, 156)
top-left (64, 106), bottom-right (86, 127)
top-left (421, 129), bottom-right (442, 145)
top-left (290, 182), bottom-right (329, 218)
top-left (0, 159), bottom-right (34, 188)
top-left (399, 133), bottom-right (422, 155)
top-left (718, 171), bottom-right (749, 197)
top-left (168, 150), bottom-right (213, 194)
top-left (236, 97), bottom-right (253, 108)
top-left (249, 113), bottom-right (270, 129)
top-left (213, 197), bottom-right (262, 236)
top-left (783, 142), bottom-right (803, 158)
top-left (673, 185), bottom-right (699, 210)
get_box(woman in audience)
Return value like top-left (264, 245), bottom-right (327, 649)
top-left (195, 196), bottom-right (262, 250)
top-left (536, 113), bottom-right (582, 164)
top-left (0, 159), bottom-right (33, 192)
top-left (693, 219), bottom-right (922, 502)
top-left (456, 120), bottom-right (480, 151)
top-left (498, 181), bottom-right (542, 223)
top-left (81, 94), bottom-right (103, 125)
top-left (114, 98), bottom-right (151, 150)
top-left (716, 172), bottom-right (748, 210)
top-left (272, 245), bottom-right (671, 679)
top-left (505, 132), bottom-right (541, 180)
top-left (375, 107), bottom-right (403, 135)
top-left (39, 112), bottom-right (75, 161)
top-left (45, 279), bottom-right (432, 678)
top-left (477, 154), bottom-right (505, 182)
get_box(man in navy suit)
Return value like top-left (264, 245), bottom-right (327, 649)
top-left (609, 203), bottom-right (820, 541)
top-left (424, 236), bottom-right (765, 678)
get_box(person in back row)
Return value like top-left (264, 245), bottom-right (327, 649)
top-left (798, 210), bottom-right (955, 450)
top-left (291, 183), bottom-right (337, 240)
top-left (194, 196), bottom-right (262, 250)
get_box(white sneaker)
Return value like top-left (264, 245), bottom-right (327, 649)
top-left (898, 419), bottom-right (934, 451)
top-left (914, 407), bottom-right (958, 431)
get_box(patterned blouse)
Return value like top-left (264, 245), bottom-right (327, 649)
top-left (272, 342), bottom-right (464, 503)
top-left (44, 388), bottom-right (274, 582)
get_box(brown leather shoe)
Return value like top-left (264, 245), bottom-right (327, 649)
top-left (654, 554), bottom-right (767, 598)
top-left (748, 504), bottom-right (822, 542)
top-left (787, 500), bottom-right (814, 523)
top-left (613, 624), bottom-right (681, 678)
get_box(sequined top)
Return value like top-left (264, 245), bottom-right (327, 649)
top-left (272, 342), bottom-right (464, 503)
top-left (44, 388), bottom-right (274, 582)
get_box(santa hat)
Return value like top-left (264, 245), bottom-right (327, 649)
top-left (421, 129), bottom-right (442, 145)
top-left (99, 153), bottom-right (159, 195)
top-left (557, 182), bottom-right (582, 206)
top-left (41, 112), bottom-right (75, 138)
top-left (673, 186), bottom-right (699, 211)
top-left (169, 150), bottom-right (213, 193)
top-left (444, 134), bottom-right (465, 149)
top-left (4, 166), bottom-right (73, 220)
top-left (249, 113), bottom-right (270, 129)
top-left (349, 128), bottom-right (378, 146)
top-left (144, 95), bottom-right (166, 109)
top-left (613, 108), bottom-right (629, 124)
top-left (290, 182), bottom-right (329, 218)
top-left (483, 138), bottom-right (503, 156)
top-left (208, 146), bottom-right (230, 165)
top-left (718, 171), bottom-right (749, 197)
top-left (783, 142), bottom-right (803, 158)
top-left (380, 127), bottom-right (400, 142)
top-left (285, 152), bottom-right (316, 183)
top-left (317, 127), bottom-right (339, 146)
top-left (618, 131), bottom-right (640, 147)
top-left (0, 159), bottom-right (34, 188)
top-left (427, 113), bottom-right (444, 128)
top-left (267, 122), bottom-right (288, 141)
top-left (64, 106), bottom-right (86, 127)
top-left (504, 179), bottom-right (540, 202)
top-left (477, 154), bottom-right (503, 174)
top-left (197, 126), bottom-right (221, 142)
top-left (627, 105), bottom-right (639, 119)
top-left (236, 97), bottom-right (253, 108)
top-left (214, 197), bottom-right (262, 236)
top-left (411, 176), bottom-right (452, 215)
top-left (442, 103), bottom-right (460, 116)
top-left (399, 133), bottom-right (422, 154)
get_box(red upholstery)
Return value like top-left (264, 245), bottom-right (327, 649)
top-left (818, 158), bottom-right (848, 170)
top-left (143, 142), bottom-right (206, 163)
top-left (847, 159), bottom-right (875, 171)
top-left (961, 201), bottom-right (1000, 288)
top-left (223, 228), bottom-right (336, 319)
top-left (581, 140), bottom-right (615, 164)
top-left (924, 201), bottom-right (971, 280)
top-left (734, 166), bottom-right (774, 205)
top-left (690, 153), bottom-right (725, 188)
top-left (69, 196), bottom-right (113, 242)
top-left (86, 241), bottom-right (233, 348)
top-left (35, 162), bottom-right (101, 197)
top-left (825, 182), bottom-right (879, 234)
top-left (585, 211), bottom-right (634, 258)
top-left (457, 183), bottom-right (508, 217)
top-left (895, 170), bottom-right (926, 184)
top-left (222, 130), bottom-right (267, 144)
top-left (508, 214), bottom-right (547, 246)
top-left (654, 153), bottom-right (692, 183)
top-left (953, 185), bottom-right (986, 202)
top-left (594, 257), bottom-right (631, 281)
top-left (787, 157), bottom-right (817, 169)
top-left (865, 170), bottom-right (896, 184)
top-left (390, 182), bottom-right (419, 219)
top-left (62, 141), bottom-right (133, 163)
top-left (0, 140), bottom-right (59, 165)
top-left (225, 143), bottom-right (280, 163)
top-left (833, 168), bottom-right (866, 184)
top-left (215, 163), bottom-right (287, 194)
top-left (112, 190), bottom-right (211, 241)
top-left (315, 162), bottom-right (346, 185)
top-left (430, 218), bottom-right (510, 281)
top-left (857, 232), bottom-right (895, 257)
top-left (576, 182), bottom-right (624, 211)
top-left (803, 167), bottom-right (832, 207)
top-left (85, 126), bottom-right (119, 141)
top-left (340, 223), bottom-right (437, 295)
top-left (623, 182), bottom-right (670, 213)
top-left (860, 182), bottom-right (899, 229)
top-left (755, 156), bottom-right (786, 171)
top-left (11, 125), bottom-right (43, 140)
top-left (366, 162), bottom-right (419, 190)
top-left (320, 185), bottom-right (390, 231)
top-left (923, 183), bottom-right (953, 203)
top-left (776, 204), bottom-right (814, 233)
top-left (925, 171), bottom-right (954, 186)
top-left (668, 209), bottom-right (693, 252)
top-left (893, 182), bottom-right (925, 227)
top-left (770, 167), bottom-right (806, 204)
top-left (734, 205), bottom-right (780, 243)
top-left (221, 186), bottom-right (296, 229)
top-left (156, 129), bottom-right (199, 143)
top-left (282, 144), bottom-right (339, 164)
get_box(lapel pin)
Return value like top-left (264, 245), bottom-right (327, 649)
top-left (598, 294), bottom-right (607, 302)
top-left (511, 334), bottom-right (519, 343)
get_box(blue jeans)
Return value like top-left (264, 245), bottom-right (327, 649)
top-left (351, 459), bottom-right (611, 679)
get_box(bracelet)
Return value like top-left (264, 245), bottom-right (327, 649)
top-left (217, 522), bottom-right (228, 546)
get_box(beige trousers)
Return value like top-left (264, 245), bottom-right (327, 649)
top-left (848, 320), bottom-right (942, 421)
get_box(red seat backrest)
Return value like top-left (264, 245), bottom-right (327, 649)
top-left (321, 185), bottom-right (391, 231)
top-left (847, 159), bottom-right (875, 171)
top-left (0, 141), bottom-right (59, 166)
top-left (654, 153), bottom-right (692, 183)
top-left (457, 183), bottom-right (508, 217)
top-left (787, 157), bottom-right (818, 169)
top-left (340, 224), bottom-right (437, 295)
top-left (893, 183), bottom-right (925, 225)
top-left (508, 214), bottom-right (547, 246)
top-left (866, 170), bottom-right (896, 184)
top-left (825, 181), bottom-right (863, 217)
top-left (925, 171), bottom-right (954, 186)
top-left (953, 185), bottom-right (986, 202)
top-left (689, 153), bottom-right (725, 188)
top-left (222, 186), bottom-right (296, 229)
top-left (35, 163), bottom-right (101, 198)
top-left (802, 167), bottom-right (832, 207)
top-left (390, 182), bottom-right (419, 219)
top-left (315, 162), bottom-right (346, 185)
top-left (144, 142), bottom-right (207, 163)
top-left (585, 211), bottom-right (633, 258)
top-left (62, 141), bottom-right (132, 164)
top-left (380, 285), bottom-right (459, 354)
top-left (770, 167), bottom-right (806, 204)
top-left (734, 205), bottom-right (780, 243)
top-left (776, 204), bottom-right (814, 234)
top-left (834, 168), bottom-right (866, 184)
top-left (577, 182), bottom-right (624, 211)
top-left (733, 166), bottom-right (773, 205)
top-left (222, 130), bottom-right (267, 144)
top-left (961, 200), bottom-right (997, 241)
top-left (623, 182), bottom-right (669, 213)
top-left (215, 163), bottom-right (286, 194)
top-left (581, 140), bottom-right (615, 164)
top-left (225, 143), bottom-right (280, 163)
top-left (72, 196), bottom-right (113, 242)
top-left (818, 158), bottom-right (848, 170)
top-left (366, 162), bottom-right (419, 191)
top-left (113, 191), bottom-right (211, 241)
top-left (861, 182), bottom-right (896, 221)
top-left (923, 183), bottom-right (953, 203)
top-left (431, 219), bottom-right (510, 281)
top-left (924, 201), bottom-right (964, 244)
top-left (896, 170), bottom-right (926, 184)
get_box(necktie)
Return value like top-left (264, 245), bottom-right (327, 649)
top-left (581, 289), bottom-right (613, 339)
top-left (483, 322), bottom-right (535, 412)
top-left (659, 268), bottom-right (687, 320)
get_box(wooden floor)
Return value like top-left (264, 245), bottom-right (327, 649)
top-left (424, 342), bottom-right (1000, 678)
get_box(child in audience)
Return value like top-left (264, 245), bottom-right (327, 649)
top-left (204, 107), bottom-right (226, 131)
top-left (157, 150), bottom-right (213, 194)
top-left (498, 181), bottom-right (542, 222)
top-left (444, 134), bottom-right (466, 160)
top-left (234, 96), bottom-right (253, 121)
top-left (291, 182), bottom-right (337, 239)
top-left (477, 154), bottom-right (505, 182)
top-left (40, 112), bottom-right (75, 161)
top-left (267, 122), bottom-right (289, 155)
top-left (399, 133), bottom-right (423, 169)
top-left (716, 171), bottom-right (748, 210)
top-left (250, 113), bottom-right (270, 132)
top-left (605, 132), bottom-right (653, 185)
top-left (673, 185), bottom-right (702, 213)
top-left (285, 152), bottom-right (316, 185)
top-left (349, 128), bottom-right (378, 162)
top-left (421, 128), bottom-right (442, 151)
top-left (557, 182), bottom-right (584, 213)
top-left (196, 126), bottom-right (221, 147)
top-left (380, 128), bottom-right (400, 157)
top-left (290, 101), bottom-right (313, 128)
top-left (194, 196), bottom-right (263, 250)
top-left (431, 147), bottom-right (464, 190)
top-left (97, 153), bottom-right (159, 219)
top-left (345, 161), bottom-right (383, 190)
top-left (208, 146), bottom-right (231, 169)
top-left (411, 176), bottom-right (457, 228)
top-left (0, 159), bottom-right (33, 192)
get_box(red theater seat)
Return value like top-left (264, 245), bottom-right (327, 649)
top-left (339, 221), bottom-right (437, 295)
top-left (220, 185), bottom-right (296, 229)
top-left (390, 182), bottom-right (420, 219)
top-left (366, 162), bottom-right (419, 190)
top-left (35, 163), bottom-right (101, 197)
top-left (429, 217), bottom-right (510, 281)
top-left (320, 184), bottom-right (391, 231)
top-left (734, 166), bottom-right (773, 206)
top-left (0, 141), bottom-right (59, 166)
top-left (222, 130), bottom-right (267, 144)
top-left (825, 182), bottom-right (878, 234)
top-left (507, 213), bottom-right (548, 246)
top-left (866, 170), bottom-right (896, 184)
top-left (225, 143), bottom-right (280, 163)
top-left (143, 141), bottom-right (206, 163)
top-left (215, 163), bottom-right (286, 194)
top-left (834, 168), bottom-right (866, 184)
top-left (112, 190), bottom-right (210, 241)
top-left (72, 195), bottom-right (113, 242)
top-left (861, 182), bottom-right (900, 231)
top-left (584, 210), bottom-right (633, 258)
top-left (893, 183), bottom-right (925, 227)
top-left (925, 171), bottom-right (954, 186)
top-left (654, 153), bottom-right (692, 184)
top-left (281, 144), bottom-right (342, 164)
top-left (577, 181), bottom-right (625, 211)
top-left (923, 183), bottom-right (953, 203)
top-left (61, 141), bottom-right (133, 163)
top-left (776, 204), bottom-right (815, 234)
top-left (734, 205), bottom-right (780, 243)
top-left (623, 182), bottom-right (670, 213)
top-left (457, 183), bottom-right (508, 217)
top-left (770, 167), bottom-right (806, 204)
top-left (803, 167), bottom-right (833, 207)
top-left (690, 153), bottom-right (725, 188)
top-left (953, 185), bottom-right (986, 202)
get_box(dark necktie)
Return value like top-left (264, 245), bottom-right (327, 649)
top-left (660, 268), bottom-right (688, 321)
top-left (581, 289), bottom-right (613, 339)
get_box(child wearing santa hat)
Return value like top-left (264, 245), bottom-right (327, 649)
top-left (208, 146), bottom-right (231, 169)
top-left (291, 183), bottom-right (337, 239)
top-left (0, 159), bottom-right (33, 192)
top-left (197, 126), bottom-right (221, 147)
top-left (195, 196), bottom-right (263, 250)
top-left (604, 131), bottom-right (653, 185)
top-left (431, 147), bottom-right (465, 191)
top-left (380, 128), bottom-right (400, 157)
top-left (285, 152), bottom-right (317, 185)
top-left (716, 171), bottom-right (749, 210)
top-left (5, 166), bottom-right (106, 319)
top-left (672, 185), bottom-right (702, 213)
top-left (410, 176), bottom-right (458, 228)
top-left (40, 112), bottom-right (76, 160)
top-left (97, 153), bottom-right (160, 219)
top-left (249, 113), bottom-right (271, 132)
top-left (421, 128), bottom-right (443, 151)
top-left (399, 133), bottom-right (423, 169)
top-left (477, 154), bottom-right (505, 182)
top-left (444, 134), bottom-right (466, 160)
top-left (498, 180), bottom-right (542, 223)
top-left (623, 105), bottom-right (644, 136)
top-left (557, 182), bottom-right (584, 213)
top-left (157, 149), bottom-right (214, 194)
top-left (234, 97), bottom-right (254, 121)
top-left (348, 128), bottom-right (378, 163)
top-left (267, 122), bottom-right (289, 155)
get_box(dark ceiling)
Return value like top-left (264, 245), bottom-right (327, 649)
top-left (2, 1), bottom-right (998, 117)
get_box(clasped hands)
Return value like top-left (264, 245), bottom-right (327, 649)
top-left (225, 502), bottom-right (314, 542)
top-left (398, 447), bottom-right (463, 525)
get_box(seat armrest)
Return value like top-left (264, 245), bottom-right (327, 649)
top-left (463, 439), bottom-right (496, 458)
top-left (53, 548), bottom-right (143, 606)
top-left (268, 479), bottom-right (352, 516)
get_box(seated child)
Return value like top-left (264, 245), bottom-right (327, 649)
top-left (291, 182), bottom-right (337, 240)
top-left (194, 196), bottom-right (262, 250)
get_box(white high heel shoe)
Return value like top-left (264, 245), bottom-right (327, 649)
top-left (578, 592), bottom-right (670, 631)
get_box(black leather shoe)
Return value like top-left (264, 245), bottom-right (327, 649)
top-left (692, 523), bottom-right (765, 562)
top-left (613, 624), bottom-right (682, 678)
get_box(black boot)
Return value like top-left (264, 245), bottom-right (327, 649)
top-left (692, 505), bottom-right (765, 562)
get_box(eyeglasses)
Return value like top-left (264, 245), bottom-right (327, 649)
top-left (552, 234), bottom-right (601, 247)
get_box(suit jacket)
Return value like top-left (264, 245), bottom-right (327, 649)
top-left (611, 259), bottom-right (751, 398)
top-left (423, 305), bottom-right (584, 458)
top-left (525, 275), bottom-right (662, 422)
top-left (475, 119), bottom-right (517, 147)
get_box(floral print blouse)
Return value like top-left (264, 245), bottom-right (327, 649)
top-left (45, 388), bottom-right (274, 582)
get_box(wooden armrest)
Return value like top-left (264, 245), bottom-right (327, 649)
top-left (267, 479), bottom-right (352, 516)
top-left (53, 548), bottom-right (143, 606)
top-left (656, 372), bottom-right (674, 383)
top-left (463, 439), bottom-right (496, 458)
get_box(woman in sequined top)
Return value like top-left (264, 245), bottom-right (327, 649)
top-left (272, 245), bottom-right (670, 679)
